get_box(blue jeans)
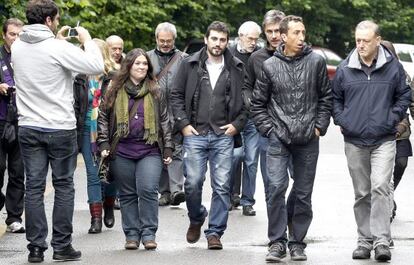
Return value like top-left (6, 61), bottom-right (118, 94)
top-left (240, 119), bottom-right (261, 206)
top-left (266, 133), bottom-right (319, 248)
top-left (183, 132), bottom-right (233, 237)
top-left (81, 126), bottom-right (116, 203)
top-left (111, 154), bottom-right (162, 243)
top-left (18, 127), bottom-right (77, 251)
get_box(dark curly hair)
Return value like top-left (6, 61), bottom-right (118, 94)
top-left (26, 0), bottom-right (59, 25)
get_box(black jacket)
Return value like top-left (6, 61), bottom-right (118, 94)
top-left (73, 73), bottom-right (112, 151)
top-left (251, 44), bottom-right (332, 145)
top-left (97, 85), bottom-right (173, 158)
top-left (332, 45), bottom-right (411, 146)
top-left (169, 47), bottom-right (247, 145)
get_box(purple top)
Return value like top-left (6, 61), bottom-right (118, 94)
top-left (116, 98), bottom-right (160, 159)
top-left (0, 47), bottom-right (15, 121)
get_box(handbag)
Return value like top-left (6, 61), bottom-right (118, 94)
top-left (98, 97), bottom-right (141, 183)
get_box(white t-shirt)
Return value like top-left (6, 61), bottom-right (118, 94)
top-left (205, 56), bottom-right (224, 90)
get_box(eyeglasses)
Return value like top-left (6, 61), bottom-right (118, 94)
top-left (158, 39), bottom-right (174, 45)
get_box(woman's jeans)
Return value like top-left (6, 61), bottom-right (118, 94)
top-left (111, 154), bottom-right (162, 243)
top-left (81, 126), bottom-right (116, 203)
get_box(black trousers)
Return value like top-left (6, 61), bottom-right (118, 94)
top-left (0, 122), bottom-right (25, 225)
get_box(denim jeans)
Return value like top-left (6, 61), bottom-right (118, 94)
top-left (81, 126), bottom-right (116, 203)
top-left (111, 154), bottom-right (162, 243)
top-left (240, 119), bottom-right (261, 206)
top-left (266, 133), bottom-right (319, 248)
top-left (183, 132), bottom-right (233, 238)
top-left (159, 142), bottom-right (184, 195)
top-left (0, 122), bottom-right (25, 225)
top-left (18, 127), bottom-right (78, 251)
top-left (345, 141), bottom-right (395, 249)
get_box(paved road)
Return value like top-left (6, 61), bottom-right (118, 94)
top-left (1, 121), bottom-right (414, 264)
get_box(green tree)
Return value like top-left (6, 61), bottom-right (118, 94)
top-left (1, 0), bottom-right (413, 56)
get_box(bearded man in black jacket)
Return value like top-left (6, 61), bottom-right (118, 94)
top-left (251, 15), bottom-right (332, 262)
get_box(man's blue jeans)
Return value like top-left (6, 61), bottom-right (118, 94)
top-left (111, 154), bottom-right (162, 243)
top-left (18, 127), bottom-right (78, 251)
top-left (183, 132), bottom-right (233, 238)
top-left (81, 126), bottom-right (116, 203)
top-left (266, 133), bottom-right (319, 249)
top-left (230, 119), bottom-right (268, 206)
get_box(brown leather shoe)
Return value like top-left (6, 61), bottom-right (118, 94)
top-left (207, 235), bottom-right (223, 250)
top-left (124, 240), bottom-right (138, 250)
top-left (186, 220), bottom-right (205, 243)
top-left (143, 240), bottom-right (157, 250)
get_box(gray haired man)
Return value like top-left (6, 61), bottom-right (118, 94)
top-left (332, 20), bottom-right (411, 262)
top-left (147, 22), bottom-right (187, 207)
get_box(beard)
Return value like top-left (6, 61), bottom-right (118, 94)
top-left (207, 45), bottom-right (224, 57)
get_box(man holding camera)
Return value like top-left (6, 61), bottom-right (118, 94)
top-left (0, 18), bottom-right (25, 234)
top-left (12, 0), bottom-right (104, 263)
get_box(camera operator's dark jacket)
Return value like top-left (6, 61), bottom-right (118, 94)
top-left (73, 73), bottom-right (112, 151)
top-left (332, 45), bottom-right (411, 146)
top-left (251, 44), bottom-right (332, 145)
top-left (169, 47), bottom-right (247, 146)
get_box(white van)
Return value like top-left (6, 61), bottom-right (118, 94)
top-left (394, 43), bottom-right (414, 80)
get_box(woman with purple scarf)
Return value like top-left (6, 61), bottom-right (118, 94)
top-left (74, 38), bottom-right (118, 234)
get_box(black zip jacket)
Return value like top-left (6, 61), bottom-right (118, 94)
top-left (251, 44), bottom-right (332, 145)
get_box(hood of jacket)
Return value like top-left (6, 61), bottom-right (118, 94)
top-left (19, 24), bottom-right (55, 44)
top-left (274, 43), bottom-right (312, 62)
top-left (345, 44), bottom-right (392, 70)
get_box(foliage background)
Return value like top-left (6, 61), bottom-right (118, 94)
top-left (1, 0), bottom-right (414, 56)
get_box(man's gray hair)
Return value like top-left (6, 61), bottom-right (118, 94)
top-left (238, 21), bottom-right (262, 36)
top-left (355, 20), bottom-right (381, 36)
top-left (155, 22), bottom-right (177, 39)
top-left (262, 9), bottom-right (286, 28)
top-left (106, 35), bottom-right (124, 45)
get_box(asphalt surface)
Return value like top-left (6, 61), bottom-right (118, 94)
top-left (1, 121), bottom-right (414, 265)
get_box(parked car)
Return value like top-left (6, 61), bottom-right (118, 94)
top-left (394, 43), bottom-right (414, 80)
top-left (312, 46), bottom-right (343, 80)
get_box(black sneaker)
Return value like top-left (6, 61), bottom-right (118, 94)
top-left (28, 247), bottom-right (44, 263)
top-left (352, 246), bottom-right (371, 259)
top-left (290, 245), bottom-right (307, 261)
top-left (53, 245), bottom-right (81, 261)
top-left (170, 191), bottom-right (185, 206)
top-left (265, 242), bottom-right (286, 262)
top-left (242, 205), bottom-right (256, 216)
top-left (232, 194), bottom-right (241, 208)
top-left (374, 245), bottom-right (391, 261)
top-left (159, 193), bottom-right (171, 206)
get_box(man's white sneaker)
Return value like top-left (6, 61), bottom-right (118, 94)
top-left (6, 221), bottom-right (25, 233)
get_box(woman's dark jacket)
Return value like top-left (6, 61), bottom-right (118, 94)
top-left (251, 44), bottom-right (332, 145)
top-left (96, 84), bottom-right (173, 158)
top-left (73, 73), bottom-right (112, 151)
top-left (332, 45), bottom-right (411, 146)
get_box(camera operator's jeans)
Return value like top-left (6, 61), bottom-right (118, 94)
top-left (183, 132), bottom-right (233, 238)
top-left (18, 127), bottom-right (77, 251)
